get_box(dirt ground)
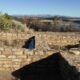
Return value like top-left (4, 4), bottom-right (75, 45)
top-left (0, 71), bottom-right (14, 80)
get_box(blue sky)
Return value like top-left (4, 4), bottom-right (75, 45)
top-left (0, 0), bottom-right (80, 17)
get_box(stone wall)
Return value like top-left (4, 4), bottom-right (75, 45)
top-left (35, 32), bottom-right (80, 49)
top-left (0, 32), bottom-right (34, 48)
top-left (0, 47), bottom-right (80, 80)
top-left (0, 32), bottom-right (80, 49)
top-left (0, 32), bottom-right (33, 40)
top-left (0, 32), bottom-right (80, 80)
top-left (0, 47), bottom-right (56, 72)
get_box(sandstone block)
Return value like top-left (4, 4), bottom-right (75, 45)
top-left (0, 51), bottom-right (2, 54)
top-left (1, 33), bottom-right (6, 39)
top-left (13, 51), bottom-right (23, 55)
top-left (3, 64), bottom-right (11, 68)
top-left (0, 68), bottom-right (5, 71)
top-left (27, 58), bottom-right (31, 62)
top-left (0, 55), bottom-right (6, 59)
top-left (0, 60), bottom-right (12, 64)
top-left (6, 33), bottom-right (12, 40)
top-left (24, 49), bottom-right (33, 55)
top-left (69, 49), bottom-right (80, 55)
top-left (2, 49), bottom-right (12, 56)
top-left (0, 48), bottom-right (4, 51)
top-left (12, 59), bottom-right (22, 62)
top-left (17, 34), bottom-right (22, 39)
top-left (12, 48), bottom-right (23, 55)
top-left (8, 55), bottom-right (16, 59)
top-left (34, 51), bottom-right (44, 56)
top-left (13, 65), bottom-right (20, 70)
top-left (12, 34), bottom-right (17, 39)
top-left (17, 55), bottom-right (26, 59)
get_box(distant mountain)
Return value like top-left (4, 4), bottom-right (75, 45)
top-left (11, 14), bottom-right (80, 32)
top-left (11, 15), bottom-right (80, 20)
top-left (11, 15), bottom-right (80, 24)
top-left (11, 14), bottom-right (54, 19)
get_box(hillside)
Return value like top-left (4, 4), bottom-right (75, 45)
top-left (12, 15), bottom-right (80, 32)
top-left (0, 13), bottom-right (26, 32)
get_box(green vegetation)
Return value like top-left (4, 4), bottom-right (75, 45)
top-left (0, 12), bottom-right (25, 32)
top-left (53, 16), bottom-right (60, 26)
top-left (0, 13), bottom-right (12, 31)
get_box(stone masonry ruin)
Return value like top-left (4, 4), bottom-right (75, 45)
top-left (0, 32), bottom-right (80, 80)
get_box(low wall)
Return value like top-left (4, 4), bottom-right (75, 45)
top-left (0, 47), bottom-right (80, 80)
top-left (0, 47), bottom-right (55, 71)
top-left (36, 32), bottom-right (80, 49)
top-left (0, 32), bottom-right (80, 80)
top-left (0, 32), bottom-right (34, 48)
top-left (0, 32), bottom-right (80, 49)
top-left (0, 32), bottom-right (33, 40)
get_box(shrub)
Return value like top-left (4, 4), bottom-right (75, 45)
top-left (0, 13), bottom-right (25, 32)
top-left (16, 25), bottom-right (24, 32)
top-left (0, 13), bottom-right (13, 31)
top-left (4, 13), bottom-right (12, 20)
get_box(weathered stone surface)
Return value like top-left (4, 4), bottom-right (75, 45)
top-left (0, 32), bottom-right (80, 48)
top-left (0, 32), bottom-right (80, 80)
top-left (8, 55), bottom-right (16, 59)
top-left (17, 55), bottom-right (26, 59)
top-left (0, 55), bottom-right (6, 58)
top-left (12, 59), bottom-right (22, 62)
top-left (69, 48), bottom-right (80, 55)
top-left (12, 48), bottom-right (23, 55)
top-left (2, 49), bottom-right (12, 56)
top-left (0, 47), bottom-right (4, 51)
top-left (24, 49), bottom-right (34, 55)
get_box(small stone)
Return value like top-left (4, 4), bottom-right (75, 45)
top-left (12, 59), bottom-right (22, 62)
top-left (0, 47), bottom-right (4, 51)
top-left (17, 55), bottom-right (26, 58)
top-left (12, 49), bottom-right (23, 55)
top-left (8, 55), bottom-right (16, 59)
top-left (27, 58), bottom-right (31, 62)
top-left (69, 49), bottom-right (80, 55)
top-left (0, 55), bottom-right (6, 58)
top-left (24, 49), bottom-right (33, 55)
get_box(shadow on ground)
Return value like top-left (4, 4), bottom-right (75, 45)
top-left (12, 52), bottom-right (79, 80)
top-left (64, 43), bottom-right (80, 50)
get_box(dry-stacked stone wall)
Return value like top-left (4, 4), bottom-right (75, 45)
top-left (0, 32), bottom-right (80, 80)
top-left (0, 47), bottom-right (55, 72)
top-left (0, 32), bottom-right (34, 47)
top-left (0, 32), bottom-right (80, 49)
top-left (35, 32), bottom-right (80, 49)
